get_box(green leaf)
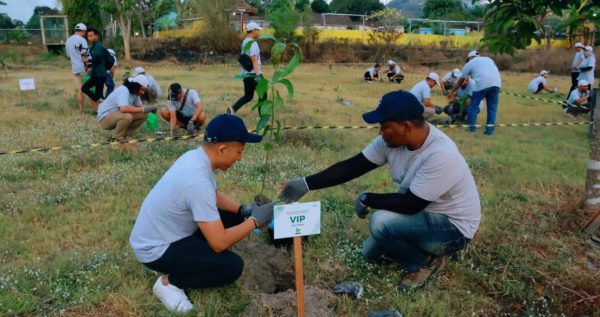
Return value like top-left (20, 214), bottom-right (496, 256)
top-left (273, 120), bottom-right (282, 142)
top-left (274, 91), bottom-right (284, 109)
top-left (234, 74), bottom-right (253, 80)
top-left (278, 78), bottom-right (294, 99)
top-left (242, 40), bottom-right (256, 54)
top-left (277, 47), bottom-right (302, 80)
top-left (271, 42), bottom-right (286, 66)
top-left (256, 78), bottom-right (269, 99)
top-left (251, 100), bottom-right (266, 111)
top-left (257, 115), bottom-right (271, 132)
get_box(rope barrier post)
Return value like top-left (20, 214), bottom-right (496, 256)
top-left (583, 87), bottom-right (600, 250)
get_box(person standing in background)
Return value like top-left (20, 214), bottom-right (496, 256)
top-left (578, 46), bottom-right (596, 90)
top-left (81, 27), bottom-right (107, 114)
top-left (65, 23), bottom-right (89, 112)
top-left (570, 43), bottom-right (585, 92)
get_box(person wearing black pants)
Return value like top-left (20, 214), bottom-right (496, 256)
top-left (570, 42), bottom-right (585, 93)
top-left (228, 21), bottom-right (265, 114)
top-left (81, 27), bottom-right (106, 113)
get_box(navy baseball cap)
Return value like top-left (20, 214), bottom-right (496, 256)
top-left (204, 114), bottom-right (262, 144)
top-left (362, 91), bottom-right (424, 124)
top-left (168, 83), bottom-right (182, 100)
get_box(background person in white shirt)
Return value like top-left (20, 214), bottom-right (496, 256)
top-left (364, 63), bottom-right (382, 81)
top-left (451, 50), bottom-right (502, 135)
top-left (444, 76), bottom-right (479, 123)
top-left (130, 114), bottom-right (274, 313)
top-left (132, 66), bottom-right (162, 103)
top-left (160, 83), bottom-right (207, 136)
top-left (96, 75), bottom-right (157, 141)
top-left (278, 91), bottom-right (480, 290)
top-left (104, 48), bottom-right (118, 97)
top-left (228, 22), bottom-right (266, 114)
top-left (441, 68), bottom-right (461, 95)
top-left (527, 70), bottom-right (552, 94)
top-left (570, 42), bottom-right (585, 92)
top-left (65, 23), bottom-right (89, 112)
top-left (410, 72), bottom-right (441, 117)
top-left (565, 80), bottom-right (591, 115)
top-left (577, 46), bottom-right (596, 89)
top-left (386, 60), bottom-right (404, 84)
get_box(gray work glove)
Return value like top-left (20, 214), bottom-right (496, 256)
top-left (277, 177), bottom-right (309, 203)
top-left (254, 74), bottom-right (263, 83)
top-left (143, 105), bottom-right (157, 113)
top-left (186, 120), bottom-right (196, 135)
top-left (354, 192), bottom-right (369, 219)
top-left (239, 204), bottom-right (252, 218)
top-left (249, 201), bottom-right (275, 228)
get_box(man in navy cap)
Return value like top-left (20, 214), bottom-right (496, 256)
top-left (130, 114), bottom-right (275, 313)
top-left (278, 91), bottom-right (481, 290)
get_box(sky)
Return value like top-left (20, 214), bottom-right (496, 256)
top-left (1, 0), bottom-right (61, 23)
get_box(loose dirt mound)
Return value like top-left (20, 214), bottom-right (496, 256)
top-left (242, 286), bottom-right (337, 317)
top-left (233, 236), bottom-right (296, 293)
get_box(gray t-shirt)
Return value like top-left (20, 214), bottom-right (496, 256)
top-left (461, 56), bottom-right (502, 91)
top-left (527, 76), bottom-right (547, 93)
top-left (443, 71), bottom-right (459, 87)
top-left (65, 34), bottom-right (88, 74)
top-left (457, 79), bottom-right (482, 109)
top-left (572, 51), bottom-right (584, 71)
top-left (410, 80), bottom-right (431, 105)
top-left (130, 148), bottom-right (220, 263)
top-left (567, 89), bottom-right (590, 106)
top-left (241, 37), bottom-right (261, 75)
top-left (167, 89), bottom-right (201, 117)
top-left (577, 54), bottom-right (596, 85)
top-left (96, 86), bottom-right (143, 121)
top-left (362, 124), bottom-right (481, 239)
top-left (147, 75), bottom-right (161, 97)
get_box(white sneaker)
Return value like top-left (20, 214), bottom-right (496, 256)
top-left (226, 107), bottom-right (235, 114)
top-left (152, 276), bottom-right (194, 313)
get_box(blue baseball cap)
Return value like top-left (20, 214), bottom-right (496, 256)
top-left (204, 114), bottom-right (262, 144)
top-left (362, 91), bottom-right (424, 124)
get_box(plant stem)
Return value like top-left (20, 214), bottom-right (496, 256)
top-left (259, 64), bottom-right (279, 195)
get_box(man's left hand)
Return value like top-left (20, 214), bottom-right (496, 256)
top-left (354, 193), bottom-right (370, 219)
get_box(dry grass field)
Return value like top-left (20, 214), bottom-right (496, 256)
top-left (0, 55), bottom-right (599, 316)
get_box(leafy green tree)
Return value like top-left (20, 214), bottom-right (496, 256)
top-left (311, 0), bottom-right (329, 13)
top-left (195, 0), bottom-right (239, 51)
top-left (61, 0), bottom-right (103, 31)
top-left (329, 0), bottom-right (384, 15)
top-left (296, 0), bottom-right (309, 12)
top-left (0, 13), bottom-right (15, 29)
top-left (422, 0), bottom-right (464, 20)
top-left (269, 0), bottom-right (300, 39)
top-left (480, 0), bottom-right (598, 54)
top-left (26, 6), bottom-right (61, 29)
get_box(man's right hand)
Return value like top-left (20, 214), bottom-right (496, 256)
top-left (249, 201), bottom-right (275, 227)
top-left (143, 105), bottom-right (157, 113)
top-left (277, 178), bottom-right (309, 203)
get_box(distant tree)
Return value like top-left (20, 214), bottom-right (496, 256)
top-left (269, 0), bottom-right (300, 39)
top-left (422, 0), bottom-right (464, 20)
top-left (103, 0), bottom-right (137, 61)
top-left (368, 8), bottom-right (405, 56)
top-left (61, 0), bottom-right (103, 32)
top-left (330, 0), bottom-right (384, 15)
top-left (310, 0), bottom-right (329, 13)
top-left (25, 6), bottom-right (61, 29)
top-left (0, 13), bottom-right (15, 29)
top-left (296, 0), bottom-right (309, 12)
top-left (0, 1), bottom-right (6, 5)
top-left (195, 0), bottom-right (239, 51)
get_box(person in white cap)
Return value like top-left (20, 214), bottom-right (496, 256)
top-left (444, 76), bottom-right (480, 123)
top-left (410, 73), bottom-right (441, 117)
top-left (65, 23), bottom-right (89, 112)
top-left (386, 60), bottom-right (404, 83)
top-left (451, 50), bottom-right (501, 135)
top-left (132, 66), bottom-right (162, 103)
top-left (527, 70), bottom-right (553, 94)
top-left (570, 42), bottom-right (585, 92)
top-left (565, 79), bottom-right (591, 115)
top-left (96, 75), bottom-right (157, 141)
top-left (441, 68), bottom-right (461, 95)
top-left (228, 21), bottom-right (265, 114)
top-left (577, 46), bottom-right (595, 89)
top-left (104, 48), bottom-right (118, 97)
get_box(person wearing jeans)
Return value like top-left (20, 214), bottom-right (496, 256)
top-left (451, 50), bottom-right (502, 135)
top-left (228, 22), bottom-right (266, 114)
top-left (130, 114), bottom-right (274, 313)
top-left (278, 91), bottom-right (481, 290)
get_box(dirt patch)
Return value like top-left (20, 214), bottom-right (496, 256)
top-left (242, 286), bottom-right (337, 317)
top-left (233, 236), bottom-right (296, 294)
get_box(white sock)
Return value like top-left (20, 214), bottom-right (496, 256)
top-left (152, 276), bottom-right (194, 313)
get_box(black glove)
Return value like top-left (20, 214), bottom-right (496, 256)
top-left (249, 201), bottom-right (275, 227)
top-left (354, 192), bottom-right (370, 219)
top-left (143, 105), bottom-right (157, 113)
top-left (277, 178), bottom-right (309, 203)
top-left (186, 120), bottom-right (196, 135)
top-left (239, 204), bottom-right (252, 218)
top-left (254, 74), bottom-right (263, 83)
top-left (434, 106), bottom-right (443, 115)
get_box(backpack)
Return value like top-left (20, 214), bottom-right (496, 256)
top-left (103, 48), bottom-right (116, 70)
top-left (238, 54), bottom-right (253, 72)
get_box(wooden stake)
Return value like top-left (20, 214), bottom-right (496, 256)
top-left (293, 236), bottom-right (305, 317)
top-left (584, 87), bottom-right (600, 237)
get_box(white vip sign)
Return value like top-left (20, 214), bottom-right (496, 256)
top-left (274, 201), bottom-right (321, 239)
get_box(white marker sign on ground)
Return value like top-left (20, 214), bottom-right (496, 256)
top-left (19, 78), bottom-right (35, 91)
top-left (274, 201), bottom-right (321, 239)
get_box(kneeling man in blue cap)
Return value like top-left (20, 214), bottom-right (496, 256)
top-left (278, 91), bottom-right (481, 290)
top-left (130, 114), bottom-right (275, 313)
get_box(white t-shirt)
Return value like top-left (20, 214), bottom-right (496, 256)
top-left (367, 67), bottom-right (380, 77)
top-left (168, 89), bottom-right (201, 117)
top-left (130, 148), bottom-right (220, 263)
top-left (456, 79), bottom-right (482, 109)
top-left (65, 34), bottom-right (88, 74)
top-left (389, 65), bottom-right (401, 74)
top-left (147, 75), bottom-right (162, 97)
top-left (461, 56), bottom-right (502, 91)
top-left (362, 125), bottom-right (481, 239)
top-left (410, 80), bottom-right (431, 105)
top-left (97, 86), bottom-right (143, 121)
top-left (567, 89), bottom-right (590, 106)
top-left (443, 71), bottom-right (459, 87)
top-left (572, 51), bottom-right (584, 71)
top-left (527, 76), bottom-right (547, 93)
top-left (577, 54), bottom-right (596, 85)
top-left (241, 37), bottom-right (261, 75)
